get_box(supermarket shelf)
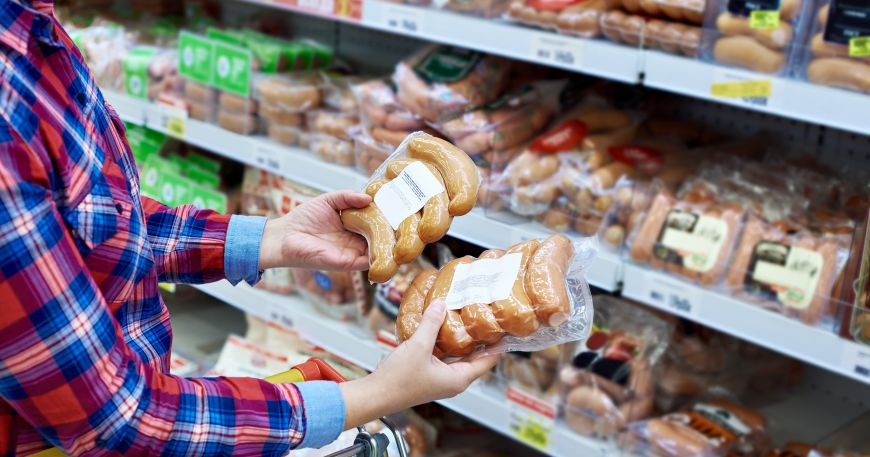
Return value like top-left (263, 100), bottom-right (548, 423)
top-left (194, 280), bottom-right (612, 457)
top-left (107, 91), bottom-right (622, 291)
top-left (622, 263), bottom-right (870, 386)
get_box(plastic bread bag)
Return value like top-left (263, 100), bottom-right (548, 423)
top-left (560, 296), bottom-right (672, 439)
top-left (442, 0), bottom-right (512, 18)
top-left (797, 0), bottom-right (870, 94)
top-left (620, 400), bottom-right (769, 457)
top-left (434, 80), bottom-right (564, 163)
top-left (217, 108), bottom-right (260, 135)
top-left (724, 214), bottom-right (850, 326)
top-left (618, 0), bottom-right (707, 23)
top-left (292, 269), bottom-right (370, 322)
top-left (496, 105), bottom-right (638, 217)
top-left (341, 132), bottom-right (480, 284)
top-left (306, 109), bottom-right (359, 141)
top-left (508, 0), bottom-right (617, 36)
top-left (393, 46), bottom-right (511, 123)
top-left (394, 234), bottom-right (598, 359)
top-left (702, 0), bottom-right (814, 75)
top-left (368, 260), bottom-right (432, 346)
top-left (353, 79), bottom-right (426, 133)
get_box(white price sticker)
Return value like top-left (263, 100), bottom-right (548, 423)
top-left (444, 253), bottom-right (523, 310)
top-left (530, 33), bottom-right (584, 68)
top-left (710, 67), bottom-right (778, 110)
top-left (254, 144), bottom-right (286, 174)
top-left (639, 271), bottom-right (701, 319)
top-left (297, 0), bottom-right (334, 14)
top-left (151, 104), bottom-right (187, 138)
top-left (374, 161), bottom-right (445, 230)
top-left (507, 386), bottom-right (556, 451)
top-left (382, 5), bottom-right (422, 34)
top-left (841, 341), bottom-right (870, 380)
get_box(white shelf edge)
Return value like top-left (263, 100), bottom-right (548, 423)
top-left (193, 280), bottom-right (611, 457)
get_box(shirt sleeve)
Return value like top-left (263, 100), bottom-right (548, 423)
top-left (0, 153), bottom-right (345, 455)
top-left (140, 197), bottom-right (265, 285)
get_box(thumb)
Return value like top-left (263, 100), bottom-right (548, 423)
top-left (410, 299), bottom-right (446, 350)
top-left (324, 190), bottom-right (372, 211)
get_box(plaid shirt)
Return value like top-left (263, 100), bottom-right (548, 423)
top-left (0, 1), bottom-right (344, 455)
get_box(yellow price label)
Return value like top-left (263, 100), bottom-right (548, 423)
top-left (710, 80), bottom-right (772, 99)
top-left (749, 10), bottom-right (780, 29)
top-left (166, 115), bottom-right (186, 137)
top-left (850, 36), bottom-right (870, 57)
top-left (514, 418), bottom-right (551, 450)
top-left (158, 283), bottom-right (176, 293)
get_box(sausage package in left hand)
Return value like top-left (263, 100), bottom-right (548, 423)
top-left (341, 132), bottom-right (481, 283)
top-left (396, 234), bottom-right (598, 358)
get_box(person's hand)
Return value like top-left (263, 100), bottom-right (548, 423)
top-left (339, 300), bottom-right (500, 429)
top-left (258, 190), bottom-right (372, 271)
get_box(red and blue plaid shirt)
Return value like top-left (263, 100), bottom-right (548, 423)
top-left (0, 1), bottom-right (344, 455)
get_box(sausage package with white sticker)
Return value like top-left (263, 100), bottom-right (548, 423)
top-left (341, 131), bottom-right (481, 284)
top-left (395, 234), bottom-right (598, 359)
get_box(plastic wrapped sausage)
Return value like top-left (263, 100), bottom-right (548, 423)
top-left (341, 132), bottom-right (479, 283)
top-left (293, 269), bottom-right (370, 322)
top-left (798, 0), bottom-right (870, 93)
top-left (396, 234), bottom-right (597, 358)
top-left (508, 0), bottom-right (617, 37)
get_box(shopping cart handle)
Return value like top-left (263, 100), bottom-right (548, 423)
top-left (266, 358), bottom-right (348, 384)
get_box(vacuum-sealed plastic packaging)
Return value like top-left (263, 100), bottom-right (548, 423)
top-left (560, 296), bottom-right (672, 438)
top-left (353, 128), bottom-right (395, 176)
top-left (293, 269), bottom-right (370, 322)
top-left (396, 234), bottom-right (597, 358)
top-left (600, 11), bottom-right (703, 56)
top-left (341, 132), bottom-right (480, 283)
top-left (703, 0), bottom-right (813, 74)
top-left (442, 0), bottom-right (512, 17)
top-left (369, 261), bottom-right (431, 345)
top-left (393, 46), bottom-right (511, 122)
top-left (498, 345), bottom-right (564, 394)
top-left (508, 0), bottom-right (617, 37)
top-left (618, 0), bottom-right (707, 24)
top-left (798, 0), bottom-right (870, 94)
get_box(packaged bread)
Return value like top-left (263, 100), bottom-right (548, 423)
top-left (341, 132), bottom-right (480, 283)
top-left (306, 110), bottom-right (359, 141)
top-left (705, 0), bottom-right (812, 74)
top-left (393, 46), bottom-right (511, 122)
top-left (560, 296), bottom-right (672, 438)
top-left (293, 269), bottom-right (369, 322)
top-left (396, 234), bottom-right (597, 358)
top-left (267, 124), bottom-right (306, 147)
top-left (309, 134), bottom-right (355, 166)
top-left (254, 72), bottom-right (322, 113)
top-left (217, 109), bottom-right (260, 135)
top-left (508, 0), bottom-right (618, 37)
top-left (321, 73), bottom-right (363, 114)
top-left (184, 80), bottom-right (219, 105)
top-left (799, 0), bottom-right (870, 93)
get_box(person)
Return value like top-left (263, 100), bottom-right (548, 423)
top-left (0, 1), bottom-right (499, 455)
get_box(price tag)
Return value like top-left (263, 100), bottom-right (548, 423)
top-left (841, 341), bottom-right (870, 380)
top-left (710, 68), bottom-right (776, 109)
top-left (530, 33), bottom-right (584, 68)
top-left (382, 5), bottom-right (422, 34)
top-left (254, 144), bottom-right (286, 174)
top-left (158, 283), bottom-right (177, 293)
top-left (639, 271), bottom-right (701, 319)
top-left (507, 386), bottom-right (555, 451)
top-left (151, 105), bottom-right (188, 138)
top-left (749, 10), bottom-right (780, 29)
top-left (376, 329), bottom-right (398, 349)
top-left (298, 0), bottom-right (335, 15)
top-left (267, 306), bottom-right (295, 329)
top-left (850, 36), bottom-right (870, 57)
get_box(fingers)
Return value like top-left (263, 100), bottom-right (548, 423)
top-left (409, 298), bottom-right (446, 351)
top-left (324, 190), bottom-right (372, 211)
top-left (451, 353), bottom-right (500, 388)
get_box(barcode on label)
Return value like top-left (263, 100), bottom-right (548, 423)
top-left (373, 161), bottom-right (444, 230)
top-left (445, 253), bottom-right (522, 310)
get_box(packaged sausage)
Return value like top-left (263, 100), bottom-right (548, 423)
top-left (353, 129), bottom-right (393, 176)
top-left (443, 0), bottom-right (512, 17)
top-left (368, 261), bottom-right (431, 346)
top-left (618, 0), bottom-right (707, 24)
top-left (309, 134), bottom-right (356, 166)
top-left (600, 11), bottom-right (703, 56)
top-left (508, 0), bottom-right (618, 37)
top-left (254, 72), bottom-right (323, 114)
top-left (393, 46), bottom-right (511, 123)
top-left (724, 215), bottom-right (850, 326)
top-left (498, 345), bottom-right (564, 395)
top-left (395, 234), bottom-right (597, 358)
top-left (267, 124), bottom-right (307, 147)
top-left (217, 109), bottom-right (260, 135)
top-left (620, 400), bottom-right (769, 457)
top-left (306, 109), bottom-right (359, 141)
top-left (353, 79), bottom-right (426, 134)
top-left (560, 296), bottom-right (672, 438)
top-left (703, 0), bottom-right (813, 74)
top-left (341, 132), bottom-right (481, 284)
top-left (321, 73), bottom-right (363, 114)
top-left (797, 0), bottom-right (870, 94)
top-left (293, 269), bottom-right (370, 322)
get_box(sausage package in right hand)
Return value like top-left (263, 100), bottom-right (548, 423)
top-left (395, 234), bottom-right (597, 358)
top-left (341, 132), bottom-right (480, 284)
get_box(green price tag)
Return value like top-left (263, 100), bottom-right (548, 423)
top-left (213, 41), bottom-right (252, 97)
top-left (123, 47), bottom-right (156, 99)
top-left (749, 10), bottom-right (780, 30)
top-left (178, 31), bottom-right (215, 85)
top-left (850, 37), bottom-right (870, 57)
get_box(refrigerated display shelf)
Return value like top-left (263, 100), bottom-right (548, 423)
top-left (232, 0), bottom-right (870, 137)
top-left (109, 91), bottom-right (870, 386)
top-left (193, 280), bottom-right (613, 457)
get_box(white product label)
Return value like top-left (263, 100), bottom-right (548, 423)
top-left (530, 33), bottom-right (584, 68)
top-left (208, 334), bottom-right (290, 378)
top-left (254, 144), bottom-right (285, 174)
top-left (749, 242), bottom-right (824, 310)
top-left (298, 0), bottom-right (334, 14)
top-left (152, 104), bottom-right (187, 138)
top-left (694, 403), bottom-right (751, 436)
top-left (373, 161), bottom-right (444, 230)
top-left (631, 268), bottom-right (701, 319)
top-left (169, 352), bottom-right (199, 377)
top-left (841, 341), bottom-right (870, 381)
top-left (657, 211), bottom-right (728, 273)
top-left (507, 385), bottom-right (556, 451)
top-left (383, 5), bottom-right (423, 34)
top-left (444, 253), bottom-right (522, 310)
